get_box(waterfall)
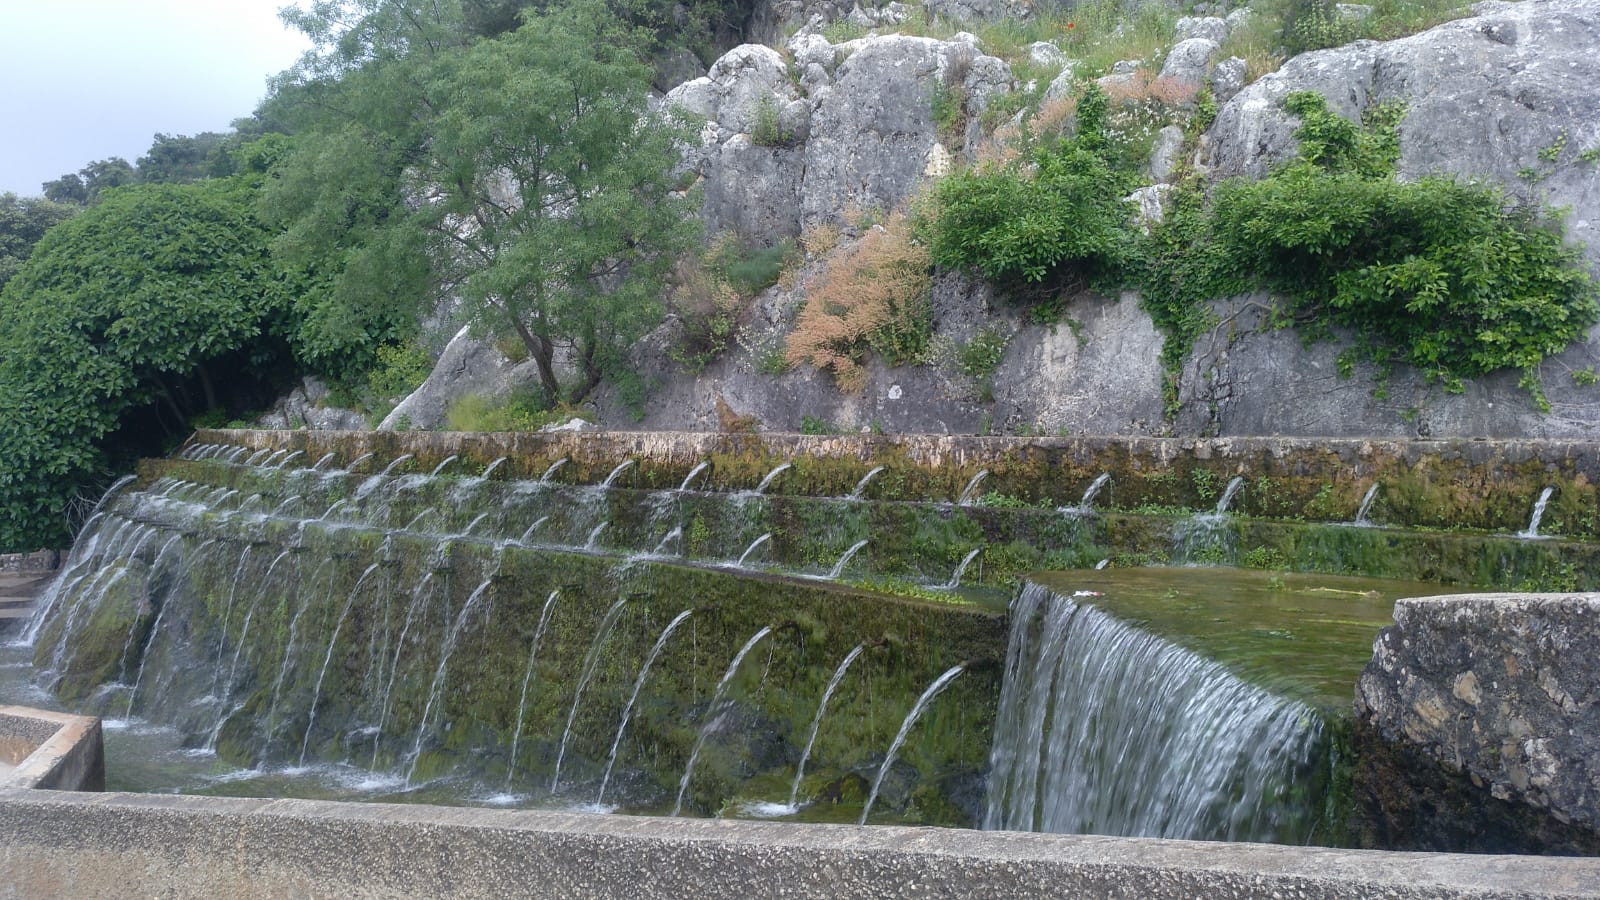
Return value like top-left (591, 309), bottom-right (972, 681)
top-left (673, 625), bottom-right (774, 815)
top-left (1520, 486), bottom-right (1556, 539)
top-left (598, 609), bottom-right (694, 805)
top-left (983, 583), bottom-right (1327, 843)
top-left (551, 597), bottom-right (630, 793)
top-left (849, 467), bottom-right (885, 500)
top-left (859, 664), bottom-right (965, 823)
top-left (1353, 483), bottom-right (1380, 527)
top-left (788, 643), bottom-right (865, 808)
top-left (1063, 473), bottom-right (1111, 514)
top-left (369, 573), bottom-right (437, 769)
top-left (956, 470), bottom-right (990, 506)
top-left (1214, 476), bottom-right (1245, 514)
top-left (506, 590), bottom-right (562, 788)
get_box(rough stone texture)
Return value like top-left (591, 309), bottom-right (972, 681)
top-left (0, 708), bottom-right (103, 792)
top-left (924, 0), bottom-right (1026, 22)
top-left (1207, 0), bottom-right (1600, 271)
top-left (1175, 15), bottom-right (1230, 43)
top-left (669, 33), bottom-right (1013, 244)
top-left (0, 552), bottom-right (57, 573)
top-left (1147, 124), bottom-right (1187, 182)
top-left (1209, 55), bottom-right (1248, 104)
top-left (379, 326), bottom-right (542, 431)
top-left (1354, 594), bottom-right (1600, 853)
top-left (3, 789), bottom-right (1600, 899)
top-left (254, 378), bottom-right (367, 431)
top-left (1157, 37), bottom-right (1220, 87)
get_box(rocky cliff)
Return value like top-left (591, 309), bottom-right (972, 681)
top-left (380, 0), bottom-right (1600, 439)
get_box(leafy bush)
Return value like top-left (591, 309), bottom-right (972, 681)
top-left (0, 176), bottom-right (303, 550)
top-left (925, 85), bottom-right (1137, 303)
top-left (786, 213), bottom-right (933, 391)
top-left (1140, 91), bottom-right (1599, 409)
top-left (445, 390), bottom-right (587, 432)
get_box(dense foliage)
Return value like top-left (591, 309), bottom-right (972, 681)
top-left (926, 86), bottom-right (1136, 303)
top-left (0, 194), bottom-right (76, 291)
top-left (1139, 92), bottom-right (1597, 405)
top-left (0, 173), bottom-right (303, 549)
top-left (267, 0), bottom-right (696, 404)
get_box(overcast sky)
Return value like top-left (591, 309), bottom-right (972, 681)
top-left (0, 1), bottom-right (311, 196)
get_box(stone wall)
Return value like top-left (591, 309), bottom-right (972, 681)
top-left (3, 789), bottom-right (1598, 899)
top-left (1355, 594), bottom-right (1600, 854)
top-left (0, 707), bottom-right (104, 792)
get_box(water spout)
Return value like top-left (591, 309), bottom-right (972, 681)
top-left (600, 460), bottom-right (635, 488)
top-left (540, 458), bottom-right (569, 482)
top-left (674, 625), bottom-right (775, 815)
top-left (311, 452), bottom-right (337, 471)
top-left (736, 533), bottom-right (772, 568)
top-left (378, 454), bottom-right (414, 478)
top-left (506, 590), bottom-right (562, 788)
top-left (551, 598), bottom-right (630, 793)
top-left (405, 578), bottom-right (494, 784)
top-left (1520, 486), bottom-right (1556, 539)
top-left (430, 455), bottom-right (459, 477)
top-left (519, 516), bottom-right (550, 544)
top-left (584, 522), bottom-right (608, 551)
top-left (788, 644), bottom-right (865, 808)
top-left (827, 539), bottom-right (869, 580)
top-left (752, 462), bottom-right (791, 495)
top-left (940, 548), bottom-right (983, 590)
top-left (1352, 483), bottom-right (1380, 527)
top-left (849, 466), bottom-right (885, 501)
top-left (344, 452), bottom-right (375, 473)
top-left (956, 470), bottom-right (990, 506)
top-left (1075, 474), bottom-right (1111, 512)
top-left (679, 461), bottom-right (711, 492)
top-left (859, 664), bottom-right (965, 823)
top-left (480, 457), bottom-right (508, 480)
top-left (598, 609), bottom-right (694, 805)
top-left (652, 526), bottom-right (683, 557)
top-left (300, 563), bottom-right (381, 765)
top-left (275, 450), bottom-right (304, 469)
top-left (1214, 476), bottom-right (1245, 514)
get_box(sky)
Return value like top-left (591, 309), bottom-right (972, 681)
top-left (0, 1), bottom-right (312, 196)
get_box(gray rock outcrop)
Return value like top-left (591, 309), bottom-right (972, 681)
top-left (1354, 593), bottom-right (1600, 853)
top-left (379, 327), bottom-right (541, 431)
top-left (255, 378), bottom-right (367, 431)
top-left (670, 33), bottom-right (1015, 244)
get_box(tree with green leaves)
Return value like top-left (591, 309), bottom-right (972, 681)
top-left (267, 0), bottom-right (697, 405)
top-left (0, 168), bottom-right (304, 551)
top-left (0, 193), bottom-right (76, 292)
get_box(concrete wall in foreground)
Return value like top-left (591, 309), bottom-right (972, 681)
top-left (0, 707), bottom-right (104, 792)
top-left (2, 790), bottom-right (1599, 899)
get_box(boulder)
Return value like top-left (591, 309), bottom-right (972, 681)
top-left (1157, 37), bottom-right (1220, 88)
top-left (256, 378), bottom-right (368, 431)
top-left (379, 326), bottom-right (541, 431)
top-left (1354, 593), bottom-right (1600, 853)
top-left (1175, 15), bottom-right (1229, 43)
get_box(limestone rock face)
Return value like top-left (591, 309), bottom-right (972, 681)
top-left (1354, 593), bottom-right (1600, 853)
top-left (1185, 0), bottom-right (1600, 439)
top-left (1207, 0), bottom-right (1600, 270)
top-left (379, 326), bottom-right (541, 431)
top-left (924, 0), bottom-right (1028, 22)
top-left (670, 33), bottom-right (1014, 243)
top-left (255, 378), bottom-right (367, 431)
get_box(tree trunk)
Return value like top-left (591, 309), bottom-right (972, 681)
top-left (514, 319), bottom-right (560, 407)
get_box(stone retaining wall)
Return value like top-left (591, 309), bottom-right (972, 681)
top-left (0, 707), bottom-right (103, 792)
top-left (2, 790), bottom-right (1598, 899)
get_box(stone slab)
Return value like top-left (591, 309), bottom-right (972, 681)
top-left (2, 789), bottom-right (1599, 899)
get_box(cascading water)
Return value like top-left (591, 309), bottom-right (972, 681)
top-left (1520, 486), bottom-right (1556, 539)
top-left (597, 609), bottom-right (694, 805)
top-left (540, 458), bottom-right (568, 482)
top-left (430, 456), bottom-right (459, 477)
top-left (550, 597), bottom-right (630, 793)
top-left (506, 589), bottom-right (561, 788)
top-left (600, 460), bottom-right (635, 488)
top-left (406, 577), bottom-right (494, 784)
top-left (940, 548), bottom-right (982, 590)
top-left (984, 583), bottom-right (1328, 843)
top-left (750, 462), bottom-right (791, 495)
top-left (735, 533), bottom-right (772, 568)
top-left (788, 643), bottom-right (865, 808)
top-left (859, 664), bottom-right (964, 824)
top-left (849, 467), bottom-right (884, 501)
top-left (674, 625), bottom-right (774, 815)
top-left (1061, 473), bottom-right (1111, 515)
top-left (826, 540), bottom-right (868, 580)
top-left (300, 563), bottom-right (383, 765)
top-left (956, 470), bottom-right (990, 506)
top-left (679, 461), bottom-right (711, 491)
top-left (1352, 483), bottom-right (1381, 527)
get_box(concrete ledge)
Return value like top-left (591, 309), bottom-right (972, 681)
top-left (2, 790), bottom-right (1598, 899)
top-left (0, 706), bottom-right (104, 791)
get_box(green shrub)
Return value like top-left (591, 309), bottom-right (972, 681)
top-left (926, 85), bottom-right (1136, 304)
